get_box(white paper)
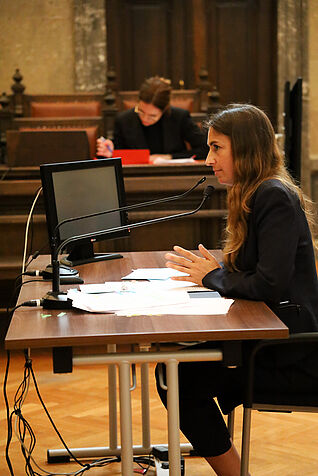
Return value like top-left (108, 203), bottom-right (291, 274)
top-left (115, 298), bottom-right (234, 317)
top-left (148, 280), bottom-right (197, 290)
top-left (152, 157), bottom-right (196, 165)
top-left (67, 287), bottom-right (190, 313)
top-left (122, 268), bottom-right (188, 280)
top-left (79, 282), bottom-right (138, 294)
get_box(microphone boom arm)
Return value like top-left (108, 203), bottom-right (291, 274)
top-left (55, 192), bottom-right (212, 260)
top-left (52, 177), bottom-right (207, 238)
top-left (44, 184), bottom-right (214, 305)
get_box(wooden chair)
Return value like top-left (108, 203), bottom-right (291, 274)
top-left (240, 332), bottom-right (318, 475)
top-left (6, 129), bottom-right (90, 166)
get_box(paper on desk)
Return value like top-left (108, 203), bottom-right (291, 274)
top-left (79, 282), bottom-right (138, 294)
top-left (67, 287), bottom-right (190, 313)
top-left (115, 297), bottom-right (234, 317)
top-left (152, 157), bottom-right (196, 165)
top-left (79, 280), bottom-right (196, 294)
top-left (122, 268), bottom-right (188, 280)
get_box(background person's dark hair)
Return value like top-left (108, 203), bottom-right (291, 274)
top-left (139, 76), bottom-right (172, 111)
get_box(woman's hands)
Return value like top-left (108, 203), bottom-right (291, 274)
top-left (165, 244), bottom-right (221, 286)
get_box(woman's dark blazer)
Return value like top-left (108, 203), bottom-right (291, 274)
top-left (202, 179), bottom-right (318, 366)
top-left (113, 107), bottom-right (209, 159)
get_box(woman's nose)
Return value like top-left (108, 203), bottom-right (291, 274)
top-left (205, 151), bottom-right (215, 165)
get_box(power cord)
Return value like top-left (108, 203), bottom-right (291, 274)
top-left (133, 454), bottom-right (155, 474)
top-left (4, 308), bottom-right (153, 475)
top-left (22, 186), bottom-right (43, 273)
top-left (4, 350), bottom-right (122, 476)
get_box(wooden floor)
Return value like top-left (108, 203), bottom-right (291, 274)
top-left (1, 349), bottom-right (318, 476)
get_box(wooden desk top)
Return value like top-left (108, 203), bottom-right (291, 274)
top-left (5, 252), bottom-right (288, 350)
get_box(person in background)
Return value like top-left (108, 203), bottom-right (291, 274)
top-left (156, 104), bottom-right (318, 475)
top-left (96, 76), bottom-right (208, 162)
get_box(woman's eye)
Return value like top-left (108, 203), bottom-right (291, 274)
top-left (213, 144), bottom-right (220, 151)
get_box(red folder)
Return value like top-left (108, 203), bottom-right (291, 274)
top-left (112, 149), bottom-right (150, 165)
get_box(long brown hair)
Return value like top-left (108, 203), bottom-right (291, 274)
top-left (206, 104), bottom-right (315, 271)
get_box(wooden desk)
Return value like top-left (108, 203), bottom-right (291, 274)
top-left (6, 252), bottom-right (287, 349)
top-left (5, 252), bottom-right (288, 476)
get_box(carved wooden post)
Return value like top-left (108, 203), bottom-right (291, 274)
top-left (11, 68), bottom-right (25, 117)
top-left (107, 67), bottom-right (117, 94)
top-left (0, 92), bottom-right (13, 164)
top-left (207, 87), bottom-right (222, 115)
top-left (102, 68), bottom-right (118, 139)
top-left (197, 67), bottom-right (211, 112)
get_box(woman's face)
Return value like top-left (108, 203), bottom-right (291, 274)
top-left (135, 101), bottom-right (163, 126)
top-left (205, 128), bottom-right (234, 186)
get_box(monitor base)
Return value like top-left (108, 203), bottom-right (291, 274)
top-left (42, 264), bottom-right (84, 284)
top-left (61, 242), bottom-right (123, 267)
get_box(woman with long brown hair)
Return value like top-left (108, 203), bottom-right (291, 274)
top-left (158, 104), bottom-right (318, 475)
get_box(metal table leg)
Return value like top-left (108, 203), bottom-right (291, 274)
top-left (166, 358), bottom-right (181, 476)
top-left (118, 360), bottom-right (134, 475)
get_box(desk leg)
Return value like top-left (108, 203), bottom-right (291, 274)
top-left (107, 344), bottom-right (118, 450)
top-left (118, 360), bottom-right (134, 475)
top-left (166, 359), bottom-right (181, 476)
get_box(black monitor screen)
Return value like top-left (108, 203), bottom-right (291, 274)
top-left (40, 158), bottom-right (129, 266)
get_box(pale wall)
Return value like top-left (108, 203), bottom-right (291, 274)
top-left (309, 1), bottom-right (318, 157)
top-left (0, 0), bottom-right (74, 95)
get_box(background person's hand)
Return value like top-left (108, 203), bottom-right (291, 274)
top-left (96, 137), bottom-right (114, 158)
top-left (165, 244), bottom-right (221, 286)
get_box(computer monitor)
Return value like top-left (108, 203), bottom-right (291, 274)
top-left (40, 158), bottom-right (129, 266)
top-left (284, 78), bottom-right (302, 183)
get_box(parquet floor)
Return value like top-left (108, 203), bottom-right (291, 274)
top-left (1, 348), bottom-right (318, 476)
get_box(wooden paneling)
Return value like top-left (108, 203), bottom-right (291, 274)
top-left (106, 0), bottom-right (194, 89)
top-left (205, 0), bottom-right (277, 124)
top-left (106, 0), bottom-right (277, 123)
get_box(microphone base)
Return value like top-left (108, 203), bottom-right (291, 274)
top-left (42, 291), bottom-right (73, 310)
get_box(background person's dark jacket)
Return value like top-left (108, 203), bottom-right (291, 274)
top-left (113, 106), bottom-right (209, 159)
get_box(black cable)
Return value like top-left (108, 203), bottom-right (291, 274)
top-left (4, 350), bottom-right (15, 475)
top-left (28, 360), bottom-right (86, 468)
top-left (7, 349), bottom-right (123, 476)
top-left (133, 454), bottom-right (155, 474)
top-left (7, 279), bottom-right (44, 314)
top-left (13, 351), bottom-right (37, 476)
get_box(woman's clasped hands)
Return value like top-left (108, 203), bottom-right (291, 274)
top-left (165, 244), bottom-right (221, 286)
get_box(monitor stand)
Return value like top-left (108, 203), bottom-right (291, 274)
top-left (60, 242), bottom-right (123, 267)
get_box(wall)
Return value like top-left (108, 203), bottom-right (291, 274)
top-left (0, 0), bottom-right (74, 94)
top-left (1, 1), bottom-right (318, 185)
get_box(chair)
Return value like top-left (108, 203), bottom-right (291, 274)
top-left (240, 332), bottom-right (318, 475)
top-left (6, 130), bottom-right (90, 166)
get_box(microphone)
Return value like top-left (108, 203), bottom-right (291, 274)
top-left (43, 176), bottom-right (207, 280)
top-left (42, 185), bottom-right (215, 309)
top-left (52, 176), bottom-right (207, 238)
